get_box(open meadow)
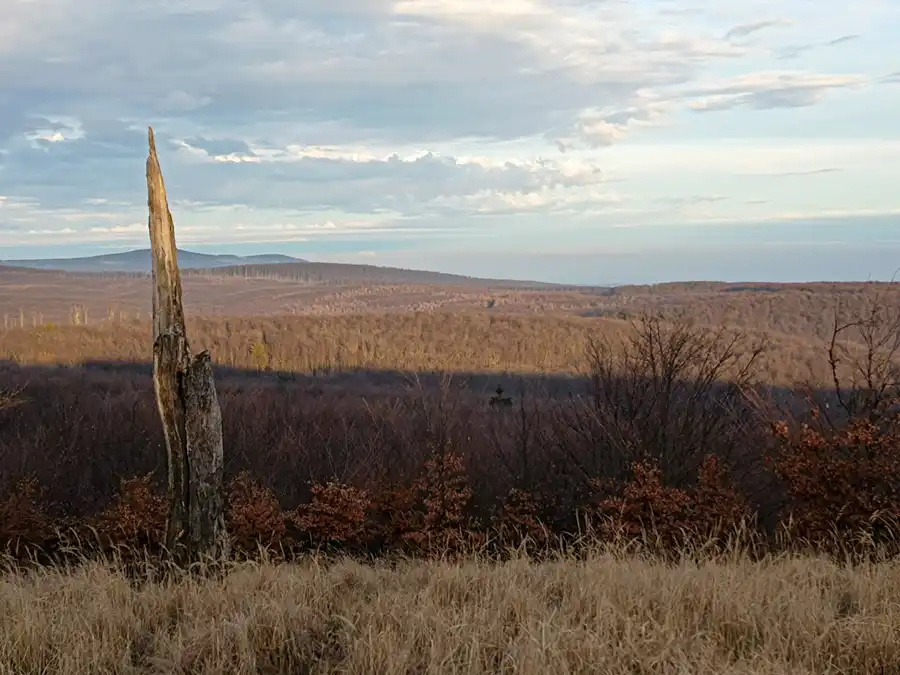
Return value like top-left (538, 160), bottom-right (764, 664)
top-left (4, 543), bottom-right (900, 675)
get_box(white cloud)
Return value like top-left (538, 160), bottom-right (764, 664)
top-left (0, 0), bottom-right (897, 259)
top-left (429, 184), bottom-right (627, 216)
top-left (87, 223), bottom-right (145, 234)
top-left (24, 115), bottom-right (85, 147)
top-left (557, 99), bottom-right (671, 150)
top-left (724, 20), bottom-right (789, 41)
top-left (26, 228), bottom-right (77, 235)
top-left (683, 71), bottom-right (866, 111)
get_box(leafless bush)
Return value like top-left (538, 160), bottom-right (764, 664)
top-left (552, 312), bottom-right (768, 490)
top-left (826, 289), bottom-right (900, 423)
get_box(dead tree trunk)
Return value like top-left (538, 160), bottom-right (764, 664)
top-left (146, 127), bottom-right (228, 563)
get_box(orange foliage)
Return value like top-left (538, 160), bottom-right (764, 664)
top-left (293, 481), bottom-right (370, 548)
top-left (596, 456), bottom-right (750, 549)
top-left (772, 418), bottom-right (900, 547)
top-left (402, 452), bottom-right (475, 555)
top-left (0, 476), bottom-right (54, 552)
top-left (418, 452), bottom-right (472, 533)
top-left (493, 488), bottom-right (549, 549)
top-left (92, 473), bottom-right (167, 550)
top-left (365, 483), bottom-right (421, 549)
top-left (596, 462), bottom-right (694, 548)
top-left (692, 455), bottom-right (752, 531)
top-left (363, 451), bottom-right (477, 555)
top-left (226, 472), bottom-right (287, 552)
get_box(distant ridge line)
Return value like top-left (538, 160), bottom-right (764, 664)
top-left (0, 248), bottom-right (303, 273)
top-left (0, 250), bottom-right (585, 290)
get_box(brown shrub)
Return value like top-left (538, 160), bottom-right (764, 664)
top-left (492, 488), bottom-right (549, 549)
top-left (402, 451), bottom-right (476, 555)
top-left (0, 475), bottom-right (55, 553)
top-left (771, 418), bottom-right (900, 549)
top-left (418, 452), bottom-right (472, 533)
top-left (292, 481), bottom-right (371, 548)
top-left (596, 462), bottom-right (694, 549)
top-left (595, 456), bottom-right (750, 551)
top-left (361, 450), bottom-right (477, 556)
top-left (365, 483), bottom-right (422, 551)
top-left (692, 455), bottom-right (753, 534)
top-left (92, 473), bottom-right (167, 550)
top-left (226, 472), bottom-right (287, 553)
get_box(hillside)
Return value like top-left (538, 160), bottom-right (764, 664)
top-left (192, 261), bottom-right (575, 289)
top-left (1, 251), bottom-right (576, 290)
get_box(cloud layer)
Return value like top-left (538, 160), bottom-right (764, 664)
top-left (1, 0), bottom-right (899, 280)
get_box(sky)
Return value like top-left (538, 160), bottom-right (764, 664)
top-left (0, 0), bottom-right (899, 285)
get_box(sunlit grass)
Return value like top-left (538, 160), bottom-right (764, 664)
top-left (3, 538), bottom-right (900, 674)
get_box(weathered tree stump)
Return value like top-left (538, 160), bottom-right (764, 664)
top-left (146, 127), bottom-right (228, 564)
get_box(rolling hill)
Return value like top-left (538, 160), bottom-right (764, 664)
top-left (0, 251), bottom-right (579, 290)
top-left (192, 261), bottom-right (575, 289)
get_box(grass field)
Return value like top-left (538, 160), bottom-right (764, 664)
top-left (4, 539), bottom-right (900, 675)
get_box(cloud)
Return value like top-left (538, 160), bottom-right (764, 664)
top-left (683, 72), bottom-right (865, 112)
top-left (556, 100), bottom-right (671, 150)
top-left (724, 20), bottom-right (787, 41)
top-left (759, 168), bottom-right (843, 177)
top-left (776, 33), bottom-right (862, 60)
top-left (156, 134), bottom-right (612, 216)
top-left (774, 45), bottom-right (814, 61)
top-left (24, 115), bottom-right (85, 148)
top-left (0, 0), bottom-right (754, 147)
top-left (87, 223), bottom-right (145, 234)
top-left (25, 228), bottom-right (77, 236)
top-left (429, 184), bottom-right (627, 217)
top-left (655, 195), bottom-right (728, 206)
top-left (0, 0), bottom-right (896, 256)
top-left (826, 34), bottom-right (860, 46)
top-left (550, 69), bottom-right (867, 149)
top-left (724, 168), bottom-right (845, 180)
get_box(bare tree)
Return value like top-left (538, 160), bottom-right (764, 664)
top-left (556, 312), bottom-right (768, 487)
top-left (827, 290), bottom-right (900, 423)
top-left (147, 127), bottom-right (228, 563)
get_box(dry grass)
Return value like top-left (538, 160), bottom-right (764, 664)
top-left (2, 541), bottom-right (900, 674)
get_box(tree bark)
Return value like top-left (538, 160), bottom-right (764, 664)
top-left (146, 127), bottom-right (228, 563)
top-left (183, 351), bottom-right (228, 557)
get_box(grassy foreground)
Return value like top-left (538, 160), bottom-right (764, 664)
top-left (2, 543), bottom-right (900, 675)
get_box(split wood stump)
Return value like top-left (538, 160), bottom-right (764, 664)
top-left (146, 127), bottom-right (228, 564)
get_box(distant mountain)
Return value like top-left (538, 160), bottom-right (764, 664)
top-left (2, 249), bottom-right (304, 273)
top-left (1, 250), bottom-right (584, 289)
top-left (190, 261), bottom-right (574, 289)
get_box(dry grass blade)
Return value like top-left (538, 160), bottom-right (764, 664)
top-left (2, 543), bottom-right (900, 674)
